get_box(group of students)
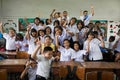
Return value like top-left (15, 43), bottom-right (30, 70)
top-left (0, 7), bottom-right (120, 80)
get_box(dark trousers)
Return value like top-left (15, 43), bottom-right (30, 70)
top-left (36, 75), bottom-right (46, 80)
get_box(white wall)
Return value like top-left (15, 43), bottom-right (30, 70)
top-left (1, 0), bottom-right (120, 20)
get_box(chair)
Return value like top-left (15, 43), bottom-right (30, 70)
top-left (0, 69), bottom-right (7, 80)
top-left (86, 71), bottom-right (114, 80)
top-left (59, 66), bottom-right (85, 80)
top-left (16, 51), bottom-right (29, 59)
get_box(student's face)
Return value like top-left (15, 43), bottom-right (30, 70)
top-left (45, 37), bottom-right (51, 44)
top-left (83, 12), bottom-right (88, 16)
top-left (47, 19), bottom-right (51, 24)
top-left (63, 12), bottom-right (68, 17)
top-left (34, 19), bottom-right (40, 25)
top-left (30, 61), bottom-right (37, 68)
top-left (74, 43), bottom-right (79, 51)
top-left (39, 31), bottom-right (44, 36)
top-left (88, 34), bottom-right (94, 40)
top-left (70, 19), bottom-right (75, 25)
top-left (54, 13), bottom-right (59, 18)
top-left (63, 40), bottom-right (70, 48)
top-left (31, 32), bottom-right (37, 37)
top-left (77, 23), bottom-right (82, 30)
top-left (46, 28), bottom-right (51, 34)
top-left (9, 30), bottom-right (15, 37)
top-left (44, 51), bottom-right (53, 59)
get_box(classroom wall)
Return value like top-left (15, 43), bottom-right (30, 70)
top-left (0, 0), bottom-right (120, 20)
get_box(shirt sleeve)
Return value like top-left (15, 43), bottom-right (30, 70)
top-left (3, 33), bottom-right (9, 39)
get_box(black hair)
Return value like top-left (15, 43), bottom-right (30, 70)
top-left (9, 27), bottom-right (16, 32)
top-left (83, 10), bottom-right (88, 13)
top-left (15, 33), bottom-right (24, 41)
top-left (31, 28), bottom-right (37, 36)
top-left (45, 35), bottom-right (52, 40)
top-left (73, 41), bottom-right (80, 50)
top-left (77, 20), bottom-right (85, 29)
top-left (87, 31), bottom-right (95, 38)
top-left (38, 29), bottom-right (45, 36)
top-left (53, 20), bottom-right (60, 26)
top-left (34, 17), bottom-right (41, 23)
top-left (43, 46), bottom-right (53, 53)
top-left (93, 31), bottom-right (98, 35)
top-left (45, 19), bottom-right (50, 25)
top-left (63, 11), bottom-right (67, 13)
top-left (63, 39), bottom-right (70, 43)
top-left (53, 26), bottom-right (63, 36)
top-left (44, 26), bottom-right (52, 34)
top-left (69, 17), bottom-right (77, 25)
top-left (40, 20), bottom-right (44, 25)
top-left (109, 36), bottom-right (115, 42)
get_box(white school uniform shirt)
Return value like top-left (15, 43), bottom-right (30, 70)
top-left (72, 50), bottom-right (87, 62)
top-left (83, 40), bottom-right (103, 60)
top-left (67, 24), bottom-right (79, 41)
top-left (3, 33), bottom-right (16, 50)
top-left (15, 40), bottom-right (28, 51)
top-left (30, 23), bottom-right (45, 31)
top-left (58, 46), bottom-right (74, 61)
top-left (115, 40), bottom-right (120, 52)
top-left (80, 14), bottom-right (92, 26)
top-left (36, 55), bottom-right (53, 79)
top-left (62, 16), bottom-right (70, 23)
top-left (91, 38), bottom-right (101, 46)
top-left (27, 36), bottom-right (36, 54)
top-left (39, 36), bottom-right (45, 43)
top-left (27, 66), bottom-right (37, 80)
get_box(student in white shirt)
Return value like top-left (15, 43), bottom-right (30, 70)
top-left (44, 26), bottom-right (54, 39)
top-left (83, 32), bottom-right (103, 61)
top-left (80, 6), bottom-right (94, 26)
top-left (72, 41), bottom-right (87, 62)
top-left (25, 27), bottom-right (38, 54)
top-left (53, 26), bottom-right (69, 46)
top-left (15, 33), bottom-right (28, 51)
top-left (31, 46), bottom-right (59, 80)
top-left (67, 17), bottom-right (79, 42)
top-left (20, 56), bottom-right (37, 80)
top-left (38, 29), bottom-right (45, 43)
top-left (56, 35), bottom-right (74, 61)
top-left (0, 22), bottom-right (16, 51)
top-left (62, 11), bottom-right (70, 24)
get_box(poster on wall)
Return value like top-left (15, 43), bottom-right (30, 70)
top-left (92, 20), bottom-right (108, 41)
top-left (2, 19), bottom-right (18, 33)
top-left (19, 18), bottom-right (34, 31)
top-left (107, 21), bottom-right (120, 41)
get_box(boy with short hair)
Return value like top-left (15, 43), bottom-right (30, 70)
top-left (31, 46), bottom-right (59, 80)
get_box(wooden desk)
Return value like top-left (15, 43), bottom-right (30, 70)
top-left (52, 61), bottom-right (84, 80)
top-left (0, 51), bottom-right (16, 59)
top-left (0, 59), bottom-right (27, 72)
top-left (81, 62), bottom-right (120, 80)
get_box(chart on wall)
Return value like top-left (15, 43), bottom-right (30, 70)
top-left (107, 21), bottom-right (120, 41)
top-left (2, 18), bottom-right (18, 33)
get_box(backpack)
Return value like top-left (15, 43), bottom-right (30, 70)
top-left (61, 65), bottom-right (79, 80)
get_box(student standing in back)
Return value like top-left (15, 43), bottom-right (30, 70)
top-left (0, 22), bottom-right (16, 51)
top-left (80, 6), bottom-right (94, 26)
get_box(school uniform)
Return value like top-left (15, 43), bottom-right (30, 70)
top-left (83, 40), bottom-right (103, 61)
top-left (91, 38), bottom-right (101, 46)
top-left (3, 33), bottom-right (16, 50)
top-left (58, 46), bottom-right (74, 61)
top-left (80, 14), bottom-right (92, 26)
top-left (72, 50), bottom-right (87, 62)
top-left (67, 24), bottom-right (79, 41)
top-left (27, 36), bottom-right (36, 54)
top-left (115, 40), bottom-right (120, 52)
top-left (36, 55), bottom-right (53, 80)
top-left (27, 66), bottom-right (37, 80)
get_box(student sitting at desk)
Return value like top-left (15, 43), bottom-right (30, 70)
top-left (20, 56), bottom-right (37, 80)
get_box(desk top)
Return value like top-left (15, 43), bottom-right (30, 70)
top-left (52, 61), bottom-right (83, 67)
top-left (0, 51), bottom-right (16, 56)
top-left (0, 59), bottom-right (27, 66)
top-left (81, 62), bottom-right (120, 69)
